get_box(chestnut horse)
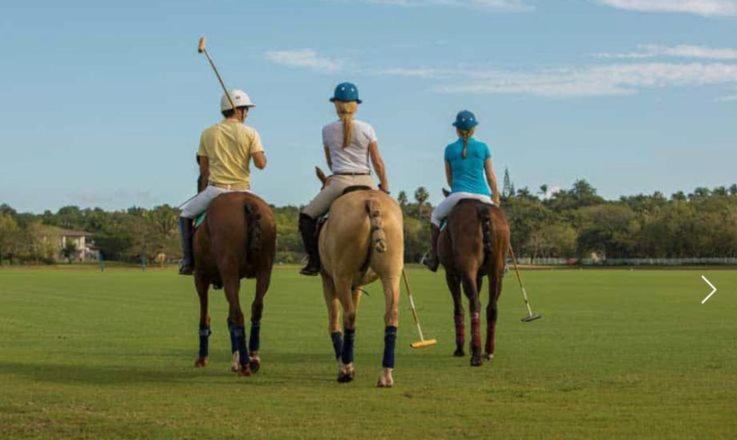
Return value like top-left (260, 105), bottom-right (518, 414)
top-left (192, 168), bottom-right (276, 376)
top-left (438, 198), bottom-right (510, 366)
top-left (315, 168), bottom-right (404, 387)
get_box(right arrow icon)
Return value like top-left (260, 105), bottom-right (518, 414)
top-left (701, 275), bottom-right (718, 304)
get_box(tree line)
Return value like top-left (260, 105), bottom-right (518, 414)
top-left (1, 177), bottom-right (737, 265)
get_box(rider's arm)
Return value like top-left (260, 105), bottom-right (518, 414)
top-left (198, 155), bottom-right (210, 183)
top-left (485, 158), bottom-right (501, 205)
top-left (445, 160), bottom-right (452, 187)
top-left (324, 146), bottom-right (333, 170)
top-left (368, 141), bottom-right (389, 193)
top-left (247, 129), bottom-right (266, 170)
top-left (252, 152), bottom-right (267, 169)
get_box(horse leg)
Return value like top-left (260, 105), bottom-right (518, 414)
top-left (223, 275), bottom-right (251, 376)
top-left (248, 270), bottom-right (271, 373)
top-left (321, 275), bottom-right (343, 364)
top-left (377, 274), bottom-right (400, 388)
top-left (486, 261), bottom-right (504, 362)
top-left (461, 271), bottom-right (483, 367)
top-left (335, 278), bottom-right (357, 383)
top-left (194, 274), bottom-right (211, 367)
top-left (446, 270), bottom-right (465, 357)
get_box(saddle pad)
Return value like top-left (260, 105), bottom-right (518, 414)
top-left (194, 212), bottom-right (207, 229)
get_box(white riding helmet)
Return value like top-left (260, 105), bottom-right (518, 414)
top-left (220, 89), bottom-right (255, 111)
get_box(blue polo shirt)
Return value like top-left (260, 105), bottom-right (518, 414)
top-left (444, 137), bottom-right (492, 196)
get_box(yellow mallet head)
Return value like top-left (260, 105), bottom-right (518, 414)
top-left (410, 339), bottom-right (437, 349)
top-left (198, 36), bottom-right (206, 53)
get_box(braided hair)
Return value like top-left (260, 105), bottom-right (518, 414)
top-left (458, 128), bottom-right (475, 159)
top-left (335, 101), bottom-right (359, 149)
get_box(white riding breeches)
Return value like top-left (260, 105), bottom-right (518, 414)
top-left (180, 185), bottom-right (250, 219)
top-left (430, 192), bottom-right (494, 226)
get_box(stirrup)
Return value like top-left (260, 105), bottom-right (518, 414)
top-left (299, 259), bottom-right (320, 276)
top-left (421, 253), bottom-right (439, 272)
top-left (179, 260), bottom-right (194, 275)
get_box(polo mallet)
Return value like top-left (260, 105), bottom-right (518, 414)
top-left (401, 269), bottom-right (437, 349)
top-left (197, 36), bottom-right (236, 111)
top-left (508, 245), bottom-right (542, 323)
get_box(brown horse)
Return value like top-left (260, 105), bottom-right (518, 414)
top-left (438, 198), bottom-right (510, 366)
top-left (191, 170), bottom-right (276, 376)
top-left (315, 168), bottom-right (404, 387)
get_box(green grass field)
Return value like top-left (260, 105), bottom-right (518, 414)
top-left (1, 266), bottom-right (736, 439)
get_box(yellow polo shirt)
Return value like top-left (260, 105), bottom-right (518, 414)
top-left (197, 121), bottom-right (264, 189)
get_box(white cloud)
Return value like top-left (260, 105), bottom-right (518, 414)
top-left (715, 94), bottom-right (737, 101)
top-left (264, 49), bottom-right (343, 73)
top-left (596, 44), bottom-right (737, 60)
top-left (266, 49), bottom-right (737, 98)
top-left (371, 67), bottom-right (445, 78)
top-left (436, 63), bottom-right (737, 97)
top-left (362, 0), bottom-right (532, 11)
top-left (596, 0), bottom-right (737, 17)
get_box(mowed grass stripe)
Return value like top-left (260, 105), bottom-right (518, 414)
top-left (1, 266), bottom-right (735, 439)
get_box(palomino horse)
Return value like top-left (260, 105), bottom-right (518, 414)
top-left (315, 168), bottom-right (404, 387)
top-left (438, 196), bottom-right (510, 366)
top-left (192, 167), bottom-right (276, 376)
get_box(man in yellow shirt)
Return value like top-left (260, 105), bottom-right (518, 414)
top-left (179, 89), bottom-right (267, 275)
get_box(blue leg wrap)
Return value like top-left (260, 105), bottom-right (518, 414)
top-left (382, 326), bottom-right (398, 369)
top-left (198, 325), bottom-right (211, 358)
top-left (249, 321), bottom-right (261, 352)
top-left (228, 321), bottom-right (249, 366)
top-left (330, 331), bottom-right (343, 360)
top-left (341, 328), bottom-right (355, 365)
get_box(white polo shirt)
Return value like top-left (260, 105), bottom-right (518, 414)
top-left (322, 119), bottom-right (377, 173)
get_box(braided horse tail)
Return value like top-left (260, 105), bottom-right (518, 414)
top-left (365, 198), bottom-right (388, 253)
top-left (244, 203), bottom-right (262, 253)
top-left (477, 204), bottom-right (493, 255)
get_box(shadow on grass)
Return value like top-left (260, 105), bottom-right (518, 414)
top-left (0, 351), bottom-right (343, 387)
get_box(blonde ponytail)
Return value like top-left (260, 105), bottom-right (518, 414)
top-left (458, 128), bottom-right (475, 159)
top-left (335, 101), bottom-right (358, 149)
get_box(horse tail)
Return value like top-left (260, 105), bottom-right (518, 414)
top-left (244, 203), bottom-right (262, 252)
top-left (477, 204), bottom-right (493, 253)
top-left (365, 198), bottom-right (388, 253)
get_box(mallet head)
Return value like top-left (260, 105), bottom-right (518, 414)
top-left (198, 36), bottom-right (206, 53)
top-left (521, 313), bottom-right (542, 323)
top-left (410, 339), bottom-right (437, 349)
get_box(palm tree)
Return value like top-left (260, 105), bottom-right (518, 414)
top-left (414, 187), bottom-right (430, 219)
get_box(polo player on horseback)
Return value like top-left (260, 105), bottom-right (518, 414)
top-left (178, 89), bottom-right (267, 275)
top-left (298, 82), bottom-right (390, 276)
top-left (423, 110), bottom-right (501, 272)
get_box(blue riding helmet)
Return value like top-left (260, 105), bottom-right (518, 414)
top-left (330, 82), bottom-right (362, 103)
top-left (453, 110), bottom-right (478, 130)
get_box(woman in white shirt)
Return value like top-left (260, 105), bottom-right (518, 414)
top-left (299, 82), bottom-right (390, 276)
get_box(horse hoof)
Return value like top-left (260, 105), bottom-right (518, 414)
top-left (237, 363), bottom-right (252, 377)
top-left (249, 356), bottom-right (261, 374)
top-left (376, 369), bottom-right (394, 388)
top-left (470, 356), bottom-right (484, 367)
top-left (337, 364), bottom-right (356, 383)
top-left (376, 378), bottom-right (394, 388)
top-left (484, 353), bottom-right (494, 362)
top-left (453, 348), bottom-right (465, 357)
top-left (194, 357), bottom-right (208, 368)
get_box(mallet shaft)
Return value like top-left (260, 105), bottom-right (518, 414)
top-left (197, 36), bottom-right (236, 111)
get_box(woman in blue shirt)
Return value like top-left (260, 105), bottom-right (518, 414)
top-left (423, 110), bottom-right (501, 272)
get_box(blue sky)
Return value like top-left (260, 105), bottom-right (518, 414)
top-left (1, 0), bottom-right (736, 212)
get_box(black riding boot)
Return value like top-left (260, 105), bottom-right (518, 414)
top-left (299, 214), bottom-right (320, 276)
top-left (179, 217), bottom-right (195, 275)
top-left (423, 224), bottom-right (441, 272)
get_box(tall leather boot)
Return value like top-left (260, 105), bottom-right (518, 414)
top-left (179, 217), bottom-right (195, 275)
top-left (299, 214), bottom-right (320, 276)
top-left (423, 224), bottom-right (441, 272)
